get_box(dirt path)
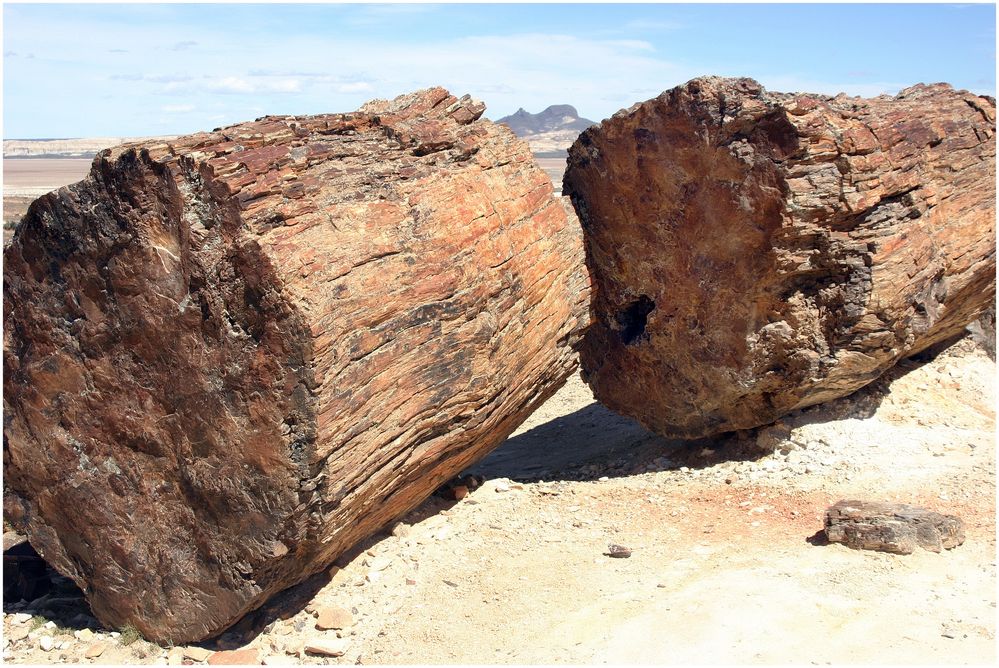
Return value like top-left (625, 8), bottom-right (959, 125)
top-left (3, 340), bottom-right (995, 665)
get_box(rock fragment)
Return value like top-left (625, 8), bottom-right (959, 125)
top-left (304, 638), bottom-right (350, 657)
top-left (207, 648), bottom-right (260, 665)
top-left (824, 499), bottom-right (965, 554)
top-left (84, 642), bottom-right (108, 659)
top-left (183, 646), bottom-right (214, 662)
top-left (605, 544), bottom-right (632, 558)
top-left (315, 606), bottom-right (353, 630)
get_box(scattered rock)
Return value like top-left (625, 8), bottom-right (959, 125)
top-left (207, 648), bottom-right (260, 665)
top-left (824, 500), bottom-right (966, 554)
top-left (305, 638), bottom-right (350, 657)
top-left (183, 647), bottom-right (213, 662)
top-left (39, 636), bottom-right (54, 652)
top-left (605, 544), bottom-right (632, 558)
top-left (85, 642), bottom-right (108, 658)
top-left (494, 481), bottom-right (511, 493)
top-left (451, 485), bottom-right (469, 500)
top-left (316, 606), bottom-right (354, 631)
top-left (367, 557), bottom-right (392, 572)
top-left (167, 646), bottom-right (186, 665)
top-left (288, 638), bottom-right (308, 657)
top-left (74, 628), bottom-right (95, 643)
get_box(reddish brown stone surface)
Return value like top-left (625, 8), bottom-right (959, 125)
top-left (564, 77), bottom-right (995, 439)
top-left (207, 648), bottom-right (260, 665)
top-left (3, 88), bottom-right (589, 642)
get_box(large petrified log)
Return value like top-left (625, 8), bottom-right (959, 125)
top-left (3, 88), bottom-right (589, 642)
top-left (564, 77), bottom-right (995, 439)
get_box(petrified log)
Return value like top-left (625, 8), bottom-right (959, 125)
top-left (564, 77), bottom-right (996, 438)
top-left (3, 88), bottom-right (589, 642)
top-left (825, 500), bottom-right (965, 554)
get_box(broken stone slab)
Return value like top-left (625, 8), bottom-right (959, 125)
top-left (824, 499), bottom-right (965, 554)
top-left (304, 638), bottom-right (350, 657)
top-left (315, 606), bottom-right (353, 630)
top-left (564, 76), bottom-right (996, 438)
top-left (3, 87), bottom-right (589, 643)
top-left (207, 648), bottom-right (260, 665)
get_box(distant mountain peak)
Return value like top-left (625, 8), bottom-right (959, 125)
top-left (496, 104), bottom-right (596, 137)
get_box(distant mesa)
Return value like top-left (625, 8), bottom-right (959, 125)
top-left (496, 104), bottom-right (596, 136)
top-left (496, 105), bottom-right (597, 156)
top-left (3, 136), bottom-right (175, 159)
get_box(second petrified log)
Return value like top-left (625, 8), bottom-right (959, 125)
top-left (564, 77), bottom-right (996, 439)
top-left (3, 88), bottom-right (589, 642)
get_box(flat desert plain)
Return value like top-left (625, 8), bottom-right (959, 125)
top-left (3, 158), bottom-right (92, 244)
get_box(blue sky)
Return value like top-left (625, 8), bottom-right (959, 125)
top-left (3, 3), bottom-right (996, 138)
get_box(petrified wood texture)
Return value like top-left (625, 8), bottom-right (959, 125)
top-left (564, 77), bottom-right (996, 438)
top-left (3, 88), bottom-right (589, 642)
top-left (825, 500), bottom-right (965, 554)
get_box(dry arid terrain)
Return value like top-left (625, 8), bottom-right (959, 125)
top-left (535, 157), bottom-right (567, 194)
top-left (3, 335), bottom-right (995, 665)
top-left (2, 148), bottom-right (995, 665)
top-left (3, 158), bottom-right (93, 244)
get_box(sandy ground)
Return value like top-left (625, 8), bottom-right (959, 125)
top-left (3, 158), bottom-right (93, 195)
top-left (3, 158), bottom-right (93, 244)
top-left (3, 336), bottom-right (995, 665)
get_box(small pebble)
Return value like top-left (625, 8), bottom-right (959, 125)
top-left (606, 544), bottom-right (632, 558)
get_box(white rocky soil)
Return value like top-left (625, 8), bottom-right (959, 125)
top-left (3, 337), bottom-right (995, 665)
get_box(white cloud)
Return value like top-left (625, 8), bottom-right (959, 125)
top-left (336, 82), bottom-right (374, 94)
top-left (84, 28), bottom-right (693, 120)
top-left (177, 75), bottom-right (303, 95)
top-left (207, 76), bottom-right (256, 93)
top-left (161, 104), bottom-right (195, 113)
top-left (268, 78), bottom-right (302, 93)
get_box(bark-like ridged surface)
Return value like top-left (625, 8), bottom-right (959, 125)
top-left (564, 77), bottom-right (996, 439)
top-left (825, 500), bottom-right (965, 554)
top-left (3, 88), bottom-right (589, 642)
